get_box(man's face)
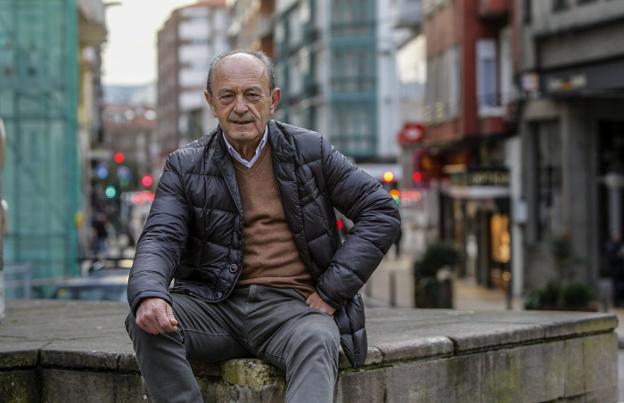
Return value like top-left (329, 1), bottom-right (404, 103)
top-left (205, 54), bottom-right (281, 147)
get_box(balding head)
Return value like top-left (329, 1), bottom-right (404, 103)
top-left (206, 50), bottom-right (276, 96)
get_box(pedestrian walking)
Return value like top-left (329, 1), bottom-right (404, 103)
top-left (607, 232), bottom-right (624, 306)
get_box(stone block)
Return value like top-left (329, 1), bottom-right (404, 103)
top-left (111, 373), bottom-right (151, 403)
top-left (42, 368), bottom-right (116, 403)
top-left (375, 336), bottom-right (454, 363)
top-left (0, 347), bottom-right (40, 369)
top-left (583, 386), bottom-right (618, 403)
top-left (582, 333), bottom-right (618, 394)
top-left (41, 368), bottom-right (163, 403)
top-left (384, 355), bottom-right (482, 403)
top-left (542, 315), bottom-right (618, 339)
top-left (0, 368), bottom-right (39, 402)
top-left (481, 340), bottom-right (566, 403)
top-left (334, 367), bottom-right (386, 403)
top-left (562, 338), bottom-right (585, 397)
top-left (196, 375), bottom-right (221, 403)
top-left (215, 383), bottom-right (284, 403)
top-left (117, 352), bottom-right (140, 372)
top-left (220, 359), bottom-right (284, 392)
top-left (40, 348), bottom-right (119, 371)
top-left (338, 346), bottom-right (383, 369)
top-left (215, 359), bottom-right (285, 403)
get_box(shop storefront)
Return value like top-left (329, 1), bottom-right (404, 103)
top-left (440, 168), bottom-right (511, 289)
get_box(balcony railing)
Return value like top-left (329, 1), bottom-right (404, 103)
top-left (477, 92), bottom-right (515, 118)
top-left (479, 0), bottom-right (510, 19)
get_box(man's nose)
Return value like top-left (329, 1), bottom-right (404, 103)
top-left (233, 95), bottom-right (248, 114)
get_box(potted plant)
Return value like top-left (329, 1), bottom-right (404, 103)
top-left (413, 241), bottom-right (461, 308)
top-left (525, 234), bottom-right (596, 311)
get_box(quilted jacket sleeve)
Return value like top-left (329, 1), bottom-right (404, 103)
top-left (315, 136), bottom-right (401, 309)
top-left (127, 152), bottom-right (190, 314)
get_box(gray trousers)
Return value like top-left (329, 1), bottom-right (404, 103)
top-left (125, 285), bottom-right (340, 403)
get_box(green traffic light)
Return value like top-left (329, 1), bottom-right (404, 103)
top-left (105, 185), bottom-right (117, 199)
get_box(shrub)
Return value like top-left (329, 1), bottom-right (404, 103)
top-left (561, 283), bottom-right (593, 308)
top-left (414, 242), bottom-right (461, 278)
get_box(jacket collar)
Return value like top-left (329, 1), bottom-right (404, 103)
top-left (267, 120), bottom-right (296, 163)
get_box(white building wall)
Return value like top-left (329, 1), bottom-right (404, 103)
top-left (396, 35), bottom-right (426, 123)
top-left (376, 0), bottom-right (401, 158)
top-left (175, 6), bottom-right (230, 142)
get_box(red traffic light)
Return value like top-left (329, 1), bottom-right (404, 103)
top-left (113, 152), bottom-right (125, 164)
top-left (141, 175), bottom-right (154, 187)
top-left (412, 171), bottom-right (423, 183)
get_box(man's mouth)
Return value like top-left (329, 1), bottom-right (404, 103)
top-left (231, 120), bottom-right (253, 125)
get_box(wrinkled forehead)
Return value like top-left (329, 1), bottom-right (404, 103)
top-left (213, 54), bottom-right (270, 89)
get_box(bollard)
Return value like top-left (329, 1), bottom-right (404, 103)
top-left (389, 270), bottom-right (397, 307)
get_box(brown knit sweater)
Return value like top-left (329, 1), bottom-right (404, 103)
top-left (233, 144), bottom-right (315, 297)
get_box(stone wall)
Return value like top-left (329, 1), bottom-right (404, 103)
top-left (0, 300), bottom-right (618, 402)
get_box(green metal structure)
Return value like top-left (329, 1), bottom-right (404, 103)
top-left (275, 0), bottom-right (378, 160)
top-left (329, 0), bottom-right (377, 159)
top-left (0, 0), bottom-right (81, 296)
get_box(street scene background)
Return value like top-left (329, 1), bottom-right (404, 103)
top-left (1, 0), bottom-right (624, 399)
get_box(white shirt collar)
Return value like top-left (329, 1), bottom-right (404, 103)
top-left (222, 126), bottom-right (269, 169)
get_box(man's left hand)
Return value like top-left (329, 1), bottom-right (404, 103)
top-left (306, 292), bottom-right (336, 316)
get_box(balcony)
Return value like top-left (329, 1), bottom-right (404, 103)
top-left (392, 0), bottom-right (422, 29)
top-left (479, 0), bottom-right (510, 19)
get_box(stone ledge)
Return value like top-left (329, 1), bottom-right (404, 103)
top-left (0, 300), bottom-right (618, 403)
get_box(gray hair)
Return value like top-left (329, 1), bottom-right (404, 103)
top-left (206, 49), bottom-right (276, 95)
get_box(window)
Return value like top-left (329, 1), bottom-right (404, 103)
top-left (533, 121), bottom-right (563, 241)
top-left (425, 46), bottom-right (460, 123)
top-left (552, 0), bottom-right (569, 12)
top-left (331, 48), bottom-right (374, 93)
top-left (331, 0), bottom-right (371, 36)
top-left (522, 0), bottom-right (532, 24)
top-left (476, 38), bottom-right (499, 114)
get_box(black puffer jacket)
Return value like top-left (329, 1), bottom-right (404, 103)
top-left (128, 120), bottom-right (401, 368)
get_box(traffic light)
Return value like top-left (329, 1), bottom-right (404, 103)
top-left (383, 171), bottom-right (395, 183)
top-left (104, 185), bottom-right (118, 199)
top-left (141, 175), bottom-right (154, 188)
top-left (95, 162), bottom-right (109, 180)
top-left (117, 165), bottom-right (132, 187)
top-left (113, 152), bottom-right (125, 164)
top-left (389, 188), bottom-right (400, 204)
top-left (412, 171), bottom-right (423, 184)
top-left (381, 171), bottom-right (400, 205)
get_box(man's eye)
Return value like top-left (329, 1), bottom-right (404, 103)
top-left (247, 93), bottom-right (261, 100)
top-left (220, 95), bottom-right (233, 102)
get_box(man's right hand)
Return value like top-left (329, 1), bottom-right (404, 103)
top-left (135, 297), bottom-right (179, 335)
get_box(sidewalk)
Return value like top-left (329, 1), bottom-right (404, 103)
top-left (371, 254), bottom-right (624, 347)
top-left (453, 276), bottom-right (624, 346)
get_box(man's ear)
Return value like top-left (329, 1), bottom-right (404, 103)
top-left (204, 90), bottom-right (217, 116)
top-left (270, 87), bottom-right (281, 114)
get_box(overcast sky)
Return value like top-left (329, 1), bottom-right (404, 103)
top-left (102, 0), bottom-right (195, 86)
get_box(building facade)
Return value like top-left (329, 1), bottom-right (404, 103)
top-left (273, 0), bottom-right (401, 165)
top-left (156, 0), bottom-right (229, 158)
top-left (227, 0), bottom-right (275, 57)
top-left (418, 0), bottom-right (517, 290)
top-left (516, 0), bottom-right (624, 291)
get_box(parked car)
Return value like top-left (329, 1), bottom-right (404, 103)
top-left (51, 275), bottom-right (128, 303)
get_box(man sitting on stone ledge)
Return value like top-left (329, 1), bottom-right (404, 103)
top-left (125, 50), bottom-right (401, 403)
